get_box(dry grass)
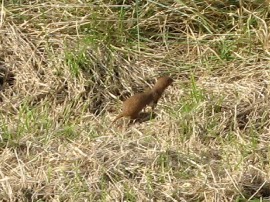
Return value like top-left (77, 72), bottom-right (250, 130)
top-left (1, 0), bottom-right (270, 201)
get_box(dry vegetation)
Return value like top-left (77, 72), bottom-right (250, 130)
top-left (1, 0), bottom-right (270, 201)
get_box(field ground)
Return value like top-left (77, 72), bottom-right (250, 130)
top-left (1, 0), bottom-right (270, 201)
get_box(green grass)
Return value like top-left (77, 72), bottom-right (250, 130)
top-left (1, 0), bottom-right (270, 201)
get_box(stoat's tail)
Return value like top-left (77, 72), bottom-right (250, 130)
top-left (112, 113), bottom-right (124, 124)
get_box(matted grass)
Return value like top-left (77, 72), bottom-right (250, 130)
top-left (1, 0), bottom-right (270, 201)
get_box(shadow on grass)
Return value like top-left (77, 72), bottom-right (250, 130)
top-left (134, 112), bottom-right (157, 124)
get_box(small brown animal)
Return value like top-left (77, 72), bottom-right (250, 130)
top-left (112, 76), bottom-right (173, 124)
top-left (150, 76), bottom-right (174, 110)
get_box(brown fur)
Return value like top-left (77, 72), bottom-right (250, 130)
top-left (112, 76), bottom-right (173, 124)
